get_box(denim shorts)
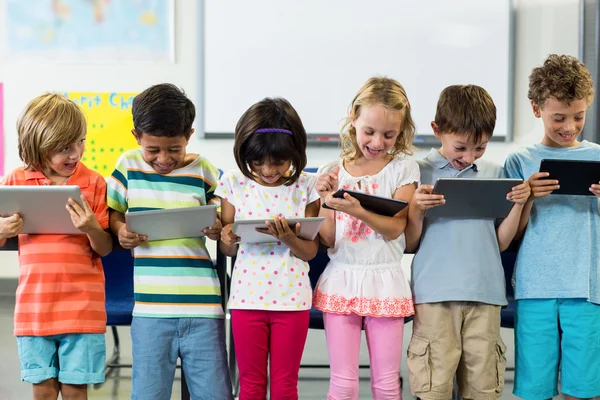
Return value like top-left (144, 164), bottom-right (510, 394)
top-left (131, 316), bottom-right (233, 400)
top-left (16, 333), bottom-right (105, 385)
top-left (514, 298), bottom-right (600, 399)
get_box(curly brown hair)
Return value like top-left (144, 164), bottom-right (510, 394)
top-left (340, 77), bottom-right (415, 161)
top-left (528, 54), bottom-right (595, 107)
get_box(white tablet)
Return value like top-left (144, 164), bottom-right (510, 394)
top-left (125, 205), bottom-right (217, 241)
top-left (232, 217), bottom-right (325, 244)
top-left (426, 178), bottom-right (523, 219)
top-left (0, 185), bottom-right (83, 234)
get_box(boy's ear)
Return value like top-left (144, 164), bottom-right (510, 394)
top-left (132, 129), bottom-right (141, 144)
top-left (530, 100), bottom-right (542, 118)
top-left (431, 122), bottom-right (441, 139)
top-left (187, 128), bottom-right (195, 144)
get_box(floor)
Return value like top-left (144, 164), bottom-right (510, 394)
top-left (0, 286), bottom-right (527, 400)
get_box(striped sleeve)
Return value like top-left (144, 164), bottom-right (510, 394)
top-left (107, 153), bottom-right (129, 213)
top-left (91, 174), bottom-right (110, 230)
top-left (202, 159), bottom-right (221, 205)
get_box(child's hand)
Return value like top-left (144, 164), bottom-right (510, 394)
top-left (220, 224), bottom-right (240, 246)
top-left (528, 172), bottom-right (559, 199)
top-left (323, 191), bottom-right (362, 215)
top-left (203, 218), bottom-right (222, 241)
top-left (256, 216), bottom-right (301, 244)
top-left (67, 195), bottom-right (102, 234)
top-left (117, 225), bottom-right (147, 249)
top-left (590, 182), bottom-right (600, 197)
top-left (507, 181), bottom-right (531, 205)
top-left (316, 165), bottom-right (339, 199)
top-left (412, 184), bottom-right (445, 212)
top-left (0, 214), bottom-right (24, 239)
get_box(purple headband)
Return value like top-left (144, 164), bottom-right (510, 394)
top-left (254, 128), bottom-right (293, 135)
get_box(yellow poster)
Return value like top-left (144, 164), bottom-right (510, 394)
top-left (63, 92), bottom-right (138, 177)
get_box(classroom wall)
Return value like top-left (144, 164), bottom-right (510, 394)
top-left (0, 0), bottom-right (581, 278)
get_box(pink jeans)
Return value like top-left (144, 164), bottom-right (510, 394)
top-left (324, 312), bottom-right (405, 400)
top-left (231, 309), bottom-right (309, 400)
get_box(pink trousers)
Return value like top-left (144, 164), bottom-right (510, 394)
top-left (231, 309), bottom-right (309, 400)
top-left (324, 312), bottom-right (405, 400)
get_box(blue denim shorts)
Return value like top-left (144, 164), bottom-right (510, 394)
top-left (131, 316), bottom-right (233, 400)
top-left (514, 298), bottom-right (600, 399)
top-left (16, 333), bottom-right (105, 385)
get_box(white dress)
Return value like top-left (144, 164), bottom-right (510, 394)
top-left (313, 158), bottom-right (419, 317)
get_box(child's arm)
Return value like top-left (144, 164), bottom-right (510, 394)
top-left (404, 184), bottom-right (445, 253)
top-left (259, 201), bottom-right (321, 261)
top-left (318, 205), bottom-right (336, 248)
top-left (514, 172), bottom-right (559, 239)
top-left (496, 181), bottom-right (530, 251)
top-left (325, 183), bottom-right (417, 241)
top-left (219, 198), bottom-right (239, 257)
top-left (315, 165), bottom-right (338, 248)
top-left (109, 209), bottom-right (147, 249)
top-left (67, 196), bottom-right (112, 256)
top-left (0, 214), bottom-right (24, 247)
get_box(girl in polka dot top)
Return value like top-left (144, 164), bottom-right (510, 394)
top-left (314, 77), bottom-right (420, 399)
top-left (218, 97), bottom-right (320, 400)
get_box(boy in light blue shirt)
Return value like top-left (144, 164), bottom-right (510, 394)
top-left (405, 85), bottom-right (530, 400)
top-left (504, 54), bottom-right (600, 400)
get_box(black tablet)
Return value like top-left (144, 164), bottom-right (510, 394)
top-left (323, 189), bottom-right (408, 217)
top-left (426, 178), bottom-right (523, 219)
top-left (539, 159), bottom-right (600, 196)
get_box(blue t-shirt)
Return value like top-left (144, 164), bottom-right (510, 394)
top-left (411, 149), bottom-right (508, 306)
top-left (504, 140), bottom-right (600, 304)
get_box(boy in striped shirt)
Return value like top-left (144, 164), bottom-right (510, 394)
top-left (107, 83), bottom-right (232, 400)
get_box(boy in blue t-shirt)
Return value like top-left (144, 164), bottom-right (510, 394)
top-left (504, 54), bottom-right (600, 399)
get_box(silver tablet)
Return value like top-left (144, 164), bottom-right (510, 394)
top-left (125, 205), bottom-right (217, 241)
top-left (0, 185), bottom-right (83, 234)
top-left (232, 217), bottom-right (325, 244)
top-left (426, 178), bottom-right (523, 219)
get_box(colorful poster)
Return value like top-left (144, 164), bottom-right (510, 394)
top-left (0, 83), bottom-right (4, 177)
top-left (63, 92), bottom-right (138, 177)
top-left (6, 0), bottom-right (173, 62)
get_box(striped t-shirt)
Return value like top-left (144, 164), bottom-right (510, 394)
top-left (107, 149), bottom-right (223, 319)
top-left (2, 164), bottom-right (109, 336)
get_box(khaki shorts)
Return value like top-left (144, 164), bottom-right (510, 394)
top-left (406, 302), bottom-right (506, 400)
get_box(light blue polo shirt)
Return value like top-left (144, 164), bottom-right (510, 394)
top-left (411, 149), bottom-right (508, 306)
top-left (504, 140), bottom-right (600, 304)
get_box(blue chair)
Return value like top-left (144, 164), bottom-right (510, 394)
top-left (100, 243), bottom-right (135, 383)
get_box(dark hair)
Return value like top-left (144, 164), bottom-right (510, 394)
top-left (132, 83), bottom-right (195, 138)
top-left (233, 98), bottom-right (307, 185)
top-left (528, 54), bottom-right (595, 107)
top-left (434, 84), bottom-right (496, 142)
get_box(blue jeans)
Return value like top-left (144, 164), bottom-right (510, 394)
top-left (131, 316), bottom-right (233, 400)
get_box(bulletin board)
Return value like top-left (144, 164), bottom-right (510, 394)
top-left (63, 92), bottom-right (138, 177)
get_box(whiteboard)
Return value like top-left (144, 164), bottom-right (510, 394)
top-left (204, 0), bottom-right (513, 140)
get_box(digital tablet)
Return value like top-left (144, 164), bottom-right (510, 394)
top-left (232, 217), bottom-right (325, 244)
top-left (0, 185), bottom-right (83, 234)
top-left (426, 178), bottom-right (523, 219)
top-left (323, 189), bottom-right (408, 217)
top-left (125, 205), bottom-right (217, 241)
top-left (539, 159), bottom-right (600, 195)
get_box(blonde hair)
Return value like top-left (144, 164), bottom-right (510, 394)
top-left (17, 93), bottom-right (87, 172)
top-left (340, 77), bottom-right (415, 161)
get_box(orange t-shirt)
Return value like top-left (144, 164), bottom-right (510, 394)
top-left (2, 164), bottom-right (109, 336)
